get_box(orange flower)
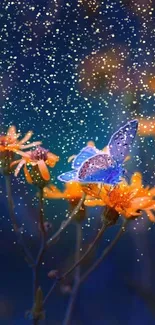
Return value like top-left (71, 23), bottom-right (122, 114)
top-left (138, 117), bottom-right (155, 136)
top-left (0, 125), bottom-right (41, 175)
top-left (12, 146), bottom-right (59, 183)
top-left (84, 173), bottom-right (155, 222)
top-left (0, 125), bottom-right (41, 153)
top-left (44, 181), bottom-right (83, 203)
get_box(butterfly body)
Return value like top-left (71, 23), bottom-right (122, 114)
top-left (58, 119), bottom-right (138, 185)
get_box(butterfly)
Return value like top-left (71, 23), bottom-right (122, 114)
top-left (58, 119), bottom-right (138, 185)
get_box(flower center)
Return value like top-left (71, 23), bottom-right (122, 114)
top-left (0, 136), bottom-right (9, 146)
top-left (30, 146), bottom-right (48, 161)
top-left (109, 187), bottom-right (131, 210)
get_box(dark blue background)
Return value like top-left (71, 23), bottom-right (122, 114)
top-left (0, 0), bottom-right (155, 324)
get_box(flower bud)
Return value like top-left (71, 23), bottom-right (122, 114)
top-left (48, 270), bottom-right (59, 278)
top-left (102, 206), bottom-right (119, 225)
top-left (60, 284), bottom-right (72, 294)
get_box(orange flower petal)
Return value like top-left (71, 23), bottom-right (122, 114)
top-left (102, 146), bottom-right (110, 154)
top-left (149, 188), bottom-right (155, 196)
top-left (15, 150), bottom-right (32, 158)
top-left (7, 126), bottom-right (17, 139)
top-left (44, 182), bottom-right (84, 200)
top-left (63, 182), bottom-right (83, 199)
top-left (146, 210), bottom-right (155, 222)
top-left (123, 209), bottom-right (141, 218)
top-left (47, 152), bottom-right (59, 167)
top-left (84, 199), bottom-right (104, 206)
top-left (14, 159), bottom-right (26, 176)
top-left (124, 155), bottom-right (130, 162)
top-left (131, 197), bottom-right (154, 210)
top-left (37, 160), bottom-right (50, 181)
top-left (48, 152), bottom-right (59, 161)
top-left (87, 141), bottom-right (96, 147)
top-left (43, 185), bottom-right (64, 198)
top-left (10, 159), bottom-right (22, 168)
top-left (18, 131), bottom-right (33, 145)
top-left (131, 172), bottom-right (142, 188)
top-left (24, 164), bottom-right (33, 184)
top-left (0, 145), bottom-right (6, 152)
top-left (68, 155), bottom-right (76, 163)
top-left (20, 141), bottom-right (42, 149)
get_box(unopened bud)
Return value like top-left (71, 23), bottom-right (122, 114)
top-left (60, 285), bottom-right (72, 294)
top-left (48, 270), bottom-right (59, 278)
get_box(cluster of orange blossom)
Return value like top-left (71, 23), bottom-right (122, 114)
top-left (1, 125), bottom-right (155, 224)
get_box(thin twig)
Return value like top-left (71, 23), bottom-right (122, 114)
top-left (5, 174), bottom-right (34, 265)
top-left (43, 194), bottom-right (86, 306)
top-left (36, 188), bottom-right (46, 264)
top-left (46, 193), bottom-right (86, 249)
top-left (59, 221), bottom-right (110, 281)
top-left (43, 279), bottom-right (58, 306)
top-left (80, 219), bottom-right (128, 284)
top-left (5, 174), bottom-right (19, 232)
top-left (62, 223), bottom-right (82, 325)
top-left (32, 188), bottom-right (46, 325)
top-left (33, 188), bottom-right (46, 299)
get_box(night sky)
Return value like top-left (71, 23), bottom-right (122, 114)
top-left (0, 0), bottom-right (155, 324)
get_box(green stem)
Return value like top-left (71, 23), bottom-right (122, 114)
top-left (62, 223), bottom-right (82, 325)
top-left (80, 219), bottom-right (128, 284)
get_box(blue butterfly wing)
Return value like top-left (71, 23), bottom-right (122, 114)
top-left (108, 119), bottom-right (138, 163)
top-left (79, 168), bottom-right (111, 183)
top-left (72, 146), bottom-right (98, 169)
top-left (58, 170), bottom-right (78, 182)
top-left (77, 153), bottom-right (123, 184)
top-left (79, 166), bottom-right (121, 184)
